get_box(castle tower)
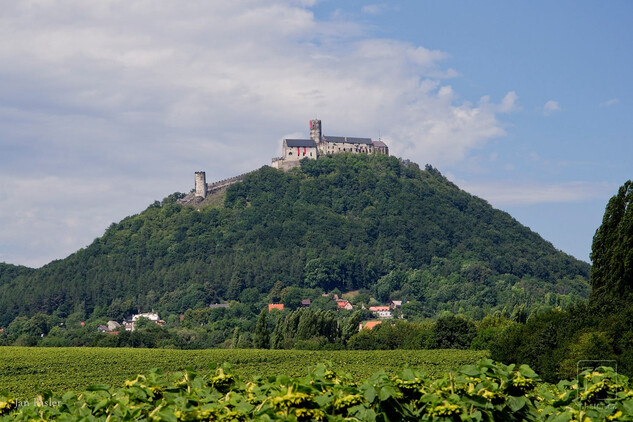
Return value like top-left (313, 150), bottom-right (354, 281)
top-left (310, 119), bottom-right (322, 144)
top-left (195, 171), bottom-right (207, 198)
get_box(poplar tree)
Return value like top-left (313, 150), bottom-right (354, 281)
top-left (254, 309), bottom-right (270, 349)
top-left (591, 180), bottom-right (633, 302)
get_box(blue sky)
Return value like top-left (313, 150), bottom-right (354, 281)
top-left (0, 1), bottom-right (630, 267)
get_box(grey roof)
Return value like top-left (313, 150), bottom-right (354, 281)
top-left (324, 136), bottom-right (373, 145)
top-left (285, 139), bottom-right (317, 148)
top-left (209, 303), bottom-right (230, 308)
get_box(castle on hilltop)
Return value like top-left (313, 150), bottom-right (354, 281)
top-left (271, 119), bottom-right (388, 171)
top-left (181, 120), bottom-right (389, 202)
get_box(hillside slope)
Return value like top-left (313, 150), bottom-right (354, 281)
top-left (0, 155), bottom-right (589, 325)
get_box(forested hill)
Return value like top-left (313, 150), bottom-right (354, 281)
top-left (0, 263), bottom-right (34, 286)
top-left (0, 154), bottom-right (590, 325)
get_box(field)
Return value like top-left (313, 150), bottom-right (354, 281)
top-left (2, 354), bottom-right (629, 421)
top-left (0, 347), bottom-right (487, 399)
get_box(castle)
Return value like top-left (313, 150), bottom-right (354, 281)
top-left (271, 119), bottom-right (388, 171)
top-left (183, 120), bottom-right (388, 202)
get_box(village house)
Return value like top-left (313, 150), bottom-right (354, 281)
top-left (268, 303), bottom-right (284, 312)
top-left (369, 306), bottom-right (392, 319)
top-left (107, 320), bottom-right (121, 331)
top-left (336, 299), bottom-right (353, 311)
top-left (209, 303), bottom-right (230, 309)
top-left (359, 320), bottom-right (382, 331)
top-left (123, 312), bottom-right (165, 331)
top-left (388, 300), bottom-right (403, 309)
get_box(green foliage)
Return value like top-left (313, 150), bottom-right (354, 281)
top-left (270, 308), bottom-right (340, 349)
top-left (254, 309), bottom-right (270, 349)
top-left (0, 154), bottom-right (590, 327)
top-left (490, 181), bottom-right (633, 383)
top-left (348, 320), bottom-right (435, 350)
top-left (432, 315), bottom-right (477, 349)
top-left (0, 347), bottom-right (487, 399)
top-left (591, 180), bottom-right (633, 302)
top-left (3, 359), bottom-right (633, 421)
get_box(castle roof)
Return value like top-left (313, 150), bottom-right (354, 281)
top-left (324, 136), bottom-right (373, 145)
top-left (285, 139), bottom-right (316, 148)
top-left (372, 140), bottom-right (388, 147)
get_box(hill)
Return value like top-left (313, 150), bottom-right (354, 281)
top-left (0, 154), bottom-right (589, 326)
top-left (0, 262), bottom-right (35, 287)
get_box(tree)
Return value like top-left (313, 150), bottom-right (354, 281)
top-left (270, 314), bottom-right (285, 349)
top-left (591, 180), bottom-right (633, 303)
top-left (280, 287), bottom-right (305, 310)
top-left (254, 309), bottom-right (270, 349)
top-left (341, 311), bottom-right (363, 342)
top-left (134, 316), bottom-right (155, 331)
top-left (231, 327), bottom-right (240, 349)
top-left (303, 258), bottom-right (342, 291)
top-left (432, 315), bottom-right (476, 349)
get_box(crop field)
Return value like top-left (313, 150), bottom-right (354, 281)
top-left (0, 347), bottom-right (487, 399)
top-left (1, 357), bottom-right (629, 421)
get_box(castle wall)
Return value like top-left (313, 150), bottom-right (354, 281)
top-left (373, 145), bottom-right (388, 155)
top-left (322, 142), bottom-right (374, 155)
top-left (282, 144), bottom-right (318, 162)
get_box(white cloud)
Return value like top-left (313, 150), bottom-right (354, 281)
top-left (456, 180), bottom-right (614, 206)
top-left (543, 100), bottom-right (561, 115)
top-left (479, 91), bottom-right (519, 114)
top-left (0, 175), bottom-right (156, 267)
top-left (599, 98), bottom-right (619, 108)
top-left (0, 0), bottom-right (518, 266)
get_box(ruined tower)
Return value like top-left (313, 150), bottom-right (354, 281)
top-left (310, 119), bottom-right (322, 145)
top-left (195, 171), bottom-right (207, 199)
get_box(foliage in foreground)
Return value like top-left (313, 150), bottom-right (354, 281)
top-left (2, 359), bottom-right (632, 421)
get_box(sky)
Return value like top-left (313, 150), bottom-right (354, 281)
top-left (1, 0), bottom-right (631, 268)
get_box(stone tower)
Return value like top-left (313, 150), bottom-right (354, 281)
top-left (310, 119), bottom-right (322, 144)
top-left (195, 171), bottom-right (207, 198)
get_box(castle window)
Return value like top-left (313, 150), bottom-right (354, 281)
top-left (288, 151), bottom-right (292, 155)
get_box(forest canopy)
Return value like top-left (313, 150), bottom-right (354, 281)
top-left (0, 154), bottom-right (590, 326)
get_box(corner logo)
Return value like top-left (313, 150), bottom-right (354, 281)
top-left (576, 360), bottom-right (619, 407)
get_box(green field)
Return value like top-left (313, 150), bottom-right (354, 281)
top-left (0, 347), bottom-right (487, 399)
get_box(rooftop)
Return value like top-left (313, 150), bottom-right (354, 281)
top-left (324, 136), bottom-right (373, 145)
top-left (285, 139), bottom-right (316, 148)
top-left (361, 321), bottom-right (382, 330)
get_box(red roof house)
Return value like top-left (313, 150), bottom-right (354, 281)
top-left (359, 321), bottom-right (382, 331)
top-left (268, 303), bottom-right (284, 311)
top-left (336, 300), bottom-right (353, 310)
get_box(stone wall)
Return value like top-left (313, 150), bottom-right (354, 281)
top-left (205, 170), bottom-right (255, 194)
